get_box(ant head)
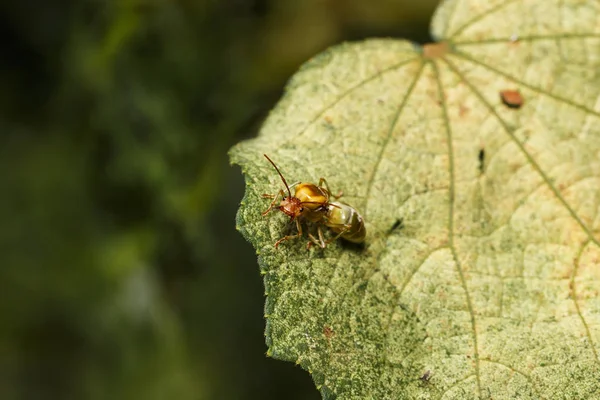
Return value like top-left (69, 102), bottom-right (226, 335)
top-left (279, 196), bottom-right (303, 219)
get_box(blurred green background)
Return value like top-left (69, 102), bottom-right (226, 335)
top-left (0, 1), bottom-right (437, 399)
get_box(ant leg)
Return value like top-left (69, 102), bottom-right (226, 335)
top-left (324, 224), bottom-right (352, 245)
top-left (318, 178), bottom-right (343, 199)
top-left (262, 189), bottom-right (285, 216)
top-left (307, 225), bottom-right (326, 249)
top-left (275, 219), bottom-right (303, 249)
top-left (306, 233), bottom-right (320, 249)
top-left (318, 225), bottom-right (327, 247)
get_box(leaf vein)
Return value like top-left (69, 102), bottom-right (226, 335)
top-left (453, 50), bottom-right (600, 121)
top-left (455, 33), bottom-right (600, 46)
top-left (433, 61), bottom-right (483, 397)
top-left (572, 240), bottom-right (600, 364)
top-left (290, 56), bottom-right (420, 144)
top-left (447, 0), bottom-right (521, 40)
top-left (444, 54), bottom-right (600, 249)
top-left (362, 61), bottom-right (426, 219)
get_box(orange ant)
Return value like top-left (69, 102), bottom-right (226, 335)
top-left (262, 154), bottom-right (365, 249)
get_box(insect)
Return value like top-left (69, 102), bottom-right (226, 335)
top-left (420, 370), bottom-right (432, 383)
top-left (261, 154), bottom-right (366, 249)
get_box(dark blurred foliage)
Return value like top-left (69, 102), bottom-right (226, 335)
top-left (0, 1), bottom-right (437, 399)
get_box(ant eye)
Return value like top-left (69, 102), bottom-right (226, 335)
top-left (300, 207), bottom-right (304, 212)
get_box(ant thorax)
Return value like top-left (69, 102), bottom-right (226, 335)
top-left (294, 183), bottom-right (329, 211)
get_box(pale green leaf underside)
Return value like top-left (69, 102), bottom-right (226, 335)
top-left (229, 0), bottom-right (600, 398)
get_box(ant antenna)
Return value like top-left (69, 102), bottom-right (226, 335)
top-left (264, 154), bottom-right (292, 198)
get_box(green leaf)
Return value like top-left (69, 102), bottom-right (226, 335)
top-left (229, 0), bottom-right (600, 398)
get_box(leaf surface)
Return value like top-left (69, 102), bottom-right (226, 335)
top-left (229, 0), bottom-right (600, 398)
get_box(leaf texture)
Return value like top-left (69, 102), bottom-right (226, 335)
top-left (230, 0), bottom-right (600, 398)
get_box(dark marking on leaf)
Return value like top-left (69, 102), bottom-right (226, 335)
top-left (387, 218), bottom-right (404, 235)
top-left (419, 370), bottom-right (432, 383)
top-left (478, 148), bottom-right (485, 173)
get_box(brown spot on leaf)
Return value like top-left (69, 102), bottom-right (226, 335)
top-left (423, 42), bottom-right (450, 59)
top-left (500, 90), bottom-right (524, 108)
top-left (323, 325), bottom-right (334, 339)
